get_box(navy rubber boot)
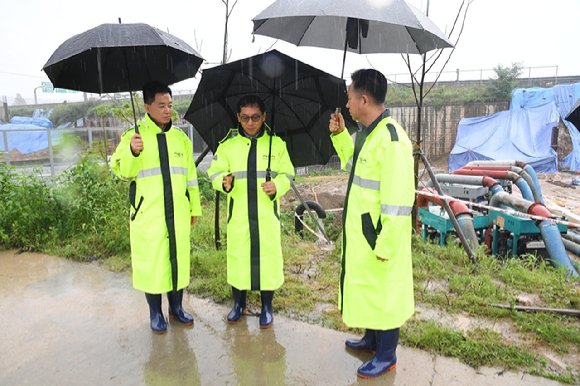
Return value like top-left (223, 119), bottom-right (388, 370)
top-left (345, 329), bottom-right (376, 353)
top-left (167, 289), bottom-right (194, 326)
top-left (259, 291), bottom-right (274, 329)
top-left (227, 287), bottom-right (247, 324)
top-left (145, 293), bottom-right (167, 334)
top-left (357, 328), bottom-right (399, 378)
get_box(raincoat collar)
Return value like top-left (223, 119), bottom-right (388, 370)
top-left (144, 113), bottom-right (173, 132)
top-left (240, 124), bottom-right (267, 139)
top-left (361, 109), bottom-right (390, 137)
top-left (221, 123), bottom-right (274, 143)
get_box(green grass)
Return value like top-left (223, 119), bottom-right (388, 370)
top-left (3, 168), bottom-right (580, 383)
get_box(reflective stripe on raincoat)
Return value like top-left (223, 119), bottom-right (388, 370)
top-left (331, 112), bottom-right (415, 330)
top-left (110, 114), bottom-right (201, 294)
top-left (207, 127), bottom-right (295, 291)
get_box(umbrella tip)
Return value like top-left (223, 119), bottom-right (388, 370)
top-left (118, 18), bottom-right (121, 24)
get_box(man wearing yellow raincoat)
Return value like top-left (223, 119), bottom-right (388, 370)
top-left (207, 95), bottom-right (294, 329)
top-left (111, 81), bottom-right (201, 334)
top-left (329, 69), bottom-right (415, 378)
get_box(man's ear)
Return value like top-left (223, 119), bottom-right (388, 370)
top-left (361, 94), bottom-right (369, 107)
top-left (144, 104), bottom-right (151, 114)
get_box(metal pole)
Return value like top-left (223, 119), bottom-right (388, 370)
top-left (88, 127), bottom-right (93, 149)
top-left (416, 150), bottom-right (477, 265)
top-left (488, 303), bottom-right (580, 317)
top-left (34, 86), bottom-right (41, 105)
top-left (290, 181), bottom-right (330, 243)
top-left (214, 192), bottom-right (221, 250)
top-left (47, 129), bottom-right (55, 178)
top-left (2, 130), bottom-right (9, 166)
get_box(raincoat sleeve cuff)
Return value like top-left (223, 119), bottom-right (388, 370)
top-left (110, 139), bottom-right (141, 180)
top-left (330, 129), bottom-right (354, 169)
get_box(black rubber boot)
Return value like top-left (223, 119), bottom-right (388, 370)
top-left (167, 289), bottom-right (194, 326)
top-left (357, 328), bottom-right (399, 378)
top-left (227, 286), bottom-right (247, 324)
top-left (259, 290), bottom-right (274, 329)
top-left (145, 293), bottom-right (167, 334)
top-left (345, 329), bottom-right (376, 353)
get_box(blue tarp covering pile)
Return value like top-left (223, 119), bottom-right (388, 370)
top-left (0, 123), bottom-right (62, 155)
top-left (449, 102), bottom-right (560, 172)
top-left (511, 82), bottom-right (580, 170)
top-left (10, 116), bottom-right (53, 129)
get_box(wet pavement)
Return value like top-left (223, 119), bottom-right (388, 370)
top-left (0, 250), bottom-right (564, 386)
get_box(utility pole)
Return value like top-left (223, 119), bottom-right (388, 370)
top-left (2, 96), bottom-right (9, 123)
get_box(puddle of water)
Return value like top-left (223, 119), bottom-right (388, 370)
top-left (0, 250), bottom-right (564, 386)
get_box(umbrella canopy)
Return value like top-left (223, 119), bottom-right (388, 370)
top-left (42, 23), bottom-right (204, 94)
top-left (252, 0), bottom-right (453, 76)
top-left (566, 97), bottom-right (580, 129)
top-left (184, 50), bottom-right (357, 168)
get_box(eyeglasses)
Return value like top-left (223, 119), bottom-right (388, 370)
top-left (240, 114), bottom-right (262, 123)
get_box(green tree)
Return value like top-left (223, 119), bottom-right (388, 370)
top-left (488, 62), bottom-right (524, 102)
top-left (13, 93), bottom-right (27, 106)
top-left (110, 93), bottom-right (144, 126)
top-left (49, 100), bottom-right (100, 127)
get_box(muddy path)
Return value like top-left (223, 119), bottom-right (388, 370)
top-left (0, 250), bottom-right (563, 386)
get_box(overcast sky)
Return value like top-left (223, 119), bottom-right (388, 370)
top-left (1, 0), bottom-right (578, 105)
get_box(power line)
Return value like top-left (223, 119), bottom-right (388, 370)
top-left (0, 71), bottom-right (45, 79)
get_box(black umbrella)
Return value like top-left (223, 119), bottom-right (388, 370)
top-left (42, 22), bottom-right (203, 131)
top-left (184, 49), bottom-right (357, 168)
top-left (566, 97), bottom-right (580, 129)
top-left (252, 0), bottom-right (453, 77)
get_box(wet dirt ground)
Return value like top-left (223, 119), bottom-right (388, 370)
top-left (0, 250), bottom-right (565, 386)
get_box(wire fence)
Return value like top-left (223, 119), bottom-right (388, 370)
top-left (384, 65), bottom-right (564, 86)
top-left (0, 125), bottom-right (343, 178)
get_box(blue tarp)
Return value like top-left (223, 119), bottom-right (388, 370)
top-left (511, 82), bottom-right (580, 170)
top-left (10, 116), bottom-right (53, 129)
top-left (32, 109), bottom-right (53, 119)
top-left (449, 102), bottom-right (560, 172)
top-left (0, 123), bottom-right (63, 155)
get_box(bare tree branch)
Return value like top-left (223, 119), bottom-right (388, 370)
top-left (423, 1), bottom-right (473, 99)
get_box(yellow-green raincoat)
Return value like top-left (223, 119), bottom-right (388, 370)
top-left (207, 126), bottom-right (294, 291)
top-left (331, 111), bottom-right (414, 330)
top-left (111, 114), bottom-right (201, 294)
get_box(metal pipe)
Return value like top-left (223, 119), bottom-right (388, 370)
top-left (457, 165), bottom-right (539, 202)
top-left (562, 239), bottom-right (580, 257)
top-left (416, 187), bottom-right (479, 248)
top-left (290, 181), bottom-right (330, 243)
top-left (466, 160), bottom-right (544, 204)
top-left (453, 169), bottom-right (534, 202)
top-left (417, 151), bottom-right (476, 264)
top-left (489, 191), bottom-right (578, 277)
top-left (488, 303), bottom-right (580, 317)
top-left (427, 174), bottom-right (500, 189)
top-left (563, 231), bottom-right (580, 244)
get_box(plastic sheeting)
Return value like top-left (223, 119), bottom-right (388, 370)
top-left (511, 82), bottom-right (580, 170)
top-left (0, 123), bottom-right (62, 155)
top-left (10, 116), bottom-right (54, 129)
top-left (449, 102), bottom-right (560, 172)
top-left (32, 109), bottom-right (53, 119)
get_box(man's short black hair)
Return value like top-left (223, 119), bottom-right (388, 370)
top-left (237, 95), bottom-right (266, 114)
top-left (143, 81), bottom-right (172, 105)
top-left (350, 69), bottom-right (388, 106)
